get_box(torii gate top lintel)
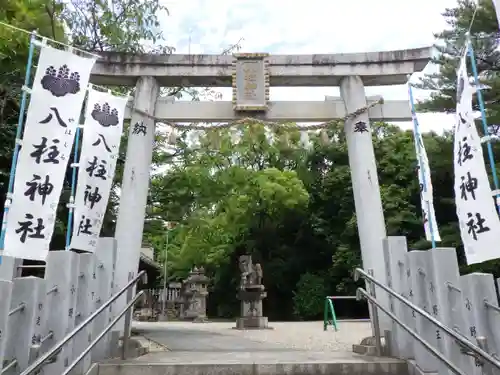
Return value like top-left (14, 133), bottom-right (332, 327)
top-left (90, 46), bottom-right (432, 87)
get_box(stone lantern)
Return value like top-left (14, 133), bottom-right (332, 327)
top-left (181, 266), bottom-right (209, 322)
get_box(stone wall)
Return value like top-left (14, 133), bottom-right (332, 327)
top-left (376, 236), bottom-right (500, 375)
top-left (0, 238), bottom-right (120, 374)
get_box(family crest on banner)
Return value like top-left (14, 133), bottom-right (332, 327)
top-left (454, 53), bottom-right (500, 264)
top-left (3, 46), bottom-right (96, 261)
top-left (70, 87), bottom-right (127, 252)
top-left (408, 84), bottom-right (441, 243)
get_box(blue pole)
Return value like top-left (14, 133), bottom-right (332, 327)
top-left (65, 105), bottom-right (84, 250)
top-left (408, 81), bottom-right (437, 248)
top-left (466, 37), bottom-right (500, 213)
top-left (0, 32), bottom-right (37, 263)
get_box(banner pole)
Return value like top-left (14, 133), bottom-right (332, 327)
top-left (408, 80), bottom-right (437, 248)
top-left (0, 31), bottom-right (38, 263)
top-left (65, 94), bottom-right (86, 250)
top-left (466, 34), bottom-right (500, 213)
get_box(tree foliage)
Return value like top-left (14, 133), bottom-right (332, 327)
top-left (145, 119), bottom-right (488, 319)
top-left (0, 0), bottom-right (66, 240)
top-left (419, 0), bottom-right (500, 122)
top-left (293, 272), bottom-right (326, 320)
top-left (0, 0), bottom-right (171, 249)
top-left (60, 0), bottom-right (171, 53)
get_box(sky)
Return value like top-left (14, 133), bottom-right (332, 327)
top-left (158, 0), bottom-right (461, 133)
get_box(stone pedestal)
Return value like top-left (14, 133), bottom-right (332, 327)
top-left (158, 313), bottom-right (169, 322)
top-left (234, 285), bottom-right (271, 330)
top-left (235, 316), bottom-right (269, 329)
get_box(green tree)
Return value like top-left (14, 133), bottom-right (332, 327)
top-left (419, 0), bottom-right (500, 270)
top-left (419, 0), bottom-right (500, 120)
top-left (292, 272), bottom-right (327, 320)
top-left (0, 0), bottom-right (174, 250)
top-left (59, 0), bottom-right (171, 53)
top-left (0, 0), bottom-right (243, 253)
top-left (150, 124), bottom-right (310, 271)
top-left (146, 118), bottom-right (464, 320)
top-left (0, 0), bottom-right (66, 242)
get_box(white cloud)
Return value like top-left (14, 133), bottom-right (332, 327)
top-left (159, 0), bottom-right (459, 133)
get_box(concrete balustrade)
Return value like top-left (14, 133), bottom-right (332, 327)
top-left (461, 273), bottom-right (500, 375)
top-left (381, 236), bottom-right (500, 375)
top-left (2, 240), bottom-right (500, 375)
top-left (0, 237), bottom-right (119, 375)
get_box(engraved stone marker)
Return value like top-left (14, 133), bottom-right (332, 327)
top-left (232, 53), bottom-right (269, 112)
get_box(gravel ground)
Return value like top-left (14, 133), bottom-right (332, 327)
top-left (132, 320), bottom-right (373, 352)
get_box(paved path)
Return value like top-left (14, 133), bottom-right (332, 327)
top-left (133, 322), bottom-right (286, 352)
top-left (131, 320), bottom-right (373, 353)
top-left (99, 321), bottom-right (407, 375)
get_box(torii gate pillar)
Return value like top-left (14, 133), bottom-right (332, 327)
top-left (114, 76), bottom-right (159, 331)
top-left (340, 75), bottom-right (390, 332)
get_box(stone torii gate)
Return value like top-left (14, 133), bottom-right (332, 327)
top-left (91, 47), bottom-right (431, 330)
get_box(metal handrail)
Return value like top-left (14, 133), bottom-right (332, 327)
top-left (354, 267), bottom-right (500, 371)
top-left (485, 300), bottom-right (500, 314)
top-left (19, 270), bottom-right (146, 375)
top-left (357, 288), bottom-right (466, 375)
top-left (61, 290), bottom-right (145, 375)
top-left (0, 359), bottom-right (17, 374)
top-left (326, 295), bottom-right (358, 300)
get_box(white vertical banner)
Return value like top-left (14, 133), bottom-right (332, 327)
top-left (409, 88), bottom-right (441, 242)
top-left (454, 53), bottom-right (500, 264)
top-left (3, 46), bottom-right (96, 260)
top-left (415, 144), bottom-right (441, 242)
top-left (70, 87), bottom-right (127, 252)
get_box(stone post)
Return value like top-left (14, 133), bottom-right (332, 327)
top-left (0, 256), bottom-right (22, 280)
top-left (114, 76), bottom-right (159, 332)
top-left (42, 251), bottom-right (79, 374)
top-left (382, 236), bottom-right (413, 359)
top-left (429, 248), bottom-right (472, 375)
top-left (92, 238), bottom-right (117, 361)
top-left (72, 253), bottom-right (96, 375)
top-left (406, 250), bottom-right (438, 373)
top-left (4, 277), bottom-right (45, 375)
top-left (0, 280), bottom-right (12, 373)
top-left (166, 282), bottom-right (182, 319)
top-left (339, 76), bottom-right (389, 332)
top-left (30, 278), bottom-right (47, 363)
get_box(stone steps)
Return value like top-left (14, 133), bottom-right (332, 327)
top-left (97, 351), bottom-right (409, 375)
top-left (97, 362), bottom-right (409, 375)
